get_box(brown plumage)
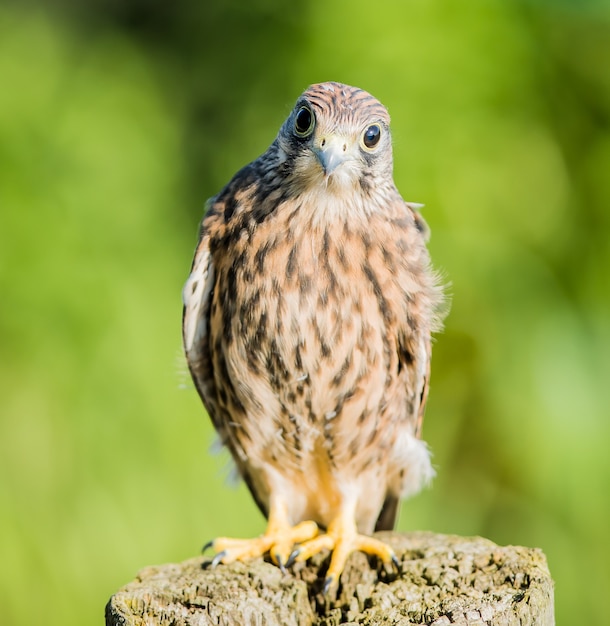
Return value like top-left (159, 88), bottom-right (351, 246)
top-left (183, 82), bottom-right (444, 590)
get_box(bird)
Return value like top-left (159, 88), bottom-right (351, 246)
top-left (182, 81), bottom-right (444, 592)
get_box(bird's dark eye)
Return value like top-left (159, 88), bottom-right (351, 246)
top-left (294, 106), bottom-right (315, 137)
top-left (362, 124), bottom-right (382, 150)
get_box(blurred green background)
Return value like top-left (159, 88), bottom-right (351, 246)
top-left (1, 0), bottom-right (609, 623)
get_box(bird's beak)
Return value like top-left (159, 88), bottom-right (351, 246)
top-left (314, 135), bottom-right (353, 176)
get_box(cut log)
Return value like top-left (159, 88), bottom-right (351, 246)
top-left (106, 531), bottom-right (554, 625)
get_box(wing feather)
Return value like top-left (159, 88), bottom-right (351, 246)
top-left (182, 224), bottom-right (218, 424)
top-left (374, 200), bottom-right (439, 531)
top-left (183, 236), bottom-right (214, 354)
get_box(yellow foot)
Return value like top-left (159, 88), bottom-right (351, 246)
top-left (287, 517), bottom-right (398, 593)
top-left (204, 520), bottom-right (318, 571)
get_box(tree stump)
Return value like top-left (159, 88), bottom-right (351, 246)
top-left (105, 531), bottom-right (554, 625)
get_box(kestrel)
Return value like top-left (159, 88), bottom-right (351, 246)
top-left (183, 82), bottom-right (444, 591)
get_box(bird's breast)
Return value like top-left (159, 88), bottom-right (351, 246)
top-left (210, 210), bottom-right (408, 475)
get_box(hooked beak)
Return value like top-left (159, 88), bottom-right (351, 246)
top-left (314, 135), bottom-right (352, 176)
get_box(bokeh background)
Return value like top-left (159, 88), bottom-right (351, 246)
top-left (1, 0), bottom-right (609, 623)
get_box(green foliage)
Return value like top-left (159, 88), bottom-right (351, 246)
top-left (1, 2), bottom-right (608, 623)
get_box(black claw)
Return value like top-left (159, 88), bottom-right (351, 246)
top-left (210, 550), bottom-right (227, 568)
top-left (275, 555), bottom-right (287, 575)
top-left (202, 540), bottom-right (215, 554)
top-left (391, 554), bottom-right (400, 571)
top-left (285, 549), bottom-right (300, 568)
top-left (322, 575), bottom-right (334, 595)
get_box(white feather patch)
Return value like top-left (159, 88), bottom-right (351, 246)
top-left (183, 242), bottom-right (214, 353)
top-left (392, 431), bottom-right (435, 498)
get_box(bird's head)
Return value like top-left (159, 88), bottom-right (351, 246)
top-left (277, 82), bottom-right (394, 194)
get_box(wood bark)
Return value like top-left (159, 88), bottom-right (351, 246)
top-left (106, 531), bottom-right (554, 625)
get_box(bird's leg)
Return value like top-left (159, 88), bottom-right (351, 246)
top-left (288, 507), bottom-right (397, 592)
top-left (205, 500), bottom-right (318, 571)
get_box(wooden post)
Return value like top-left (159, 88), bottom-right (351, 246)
top-left (106, 531), bottom-right (554, 625)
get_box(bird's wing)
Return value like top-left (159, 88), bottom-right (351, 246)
top-left (405, 201), bottom-right (430, 242)
top-left (182, 193), bottom-right (272, 520)
top-left (374, 202), bottom-right (439, 531)
top-left (376, 335), bottom-right (432, 532)
top-left (403, 201), bottom-right (436, 438)
top-left (182, 207), bottom-right (218, 427)
top-left (413, 335), bottom-right (432, 440)
top-left (182, 163), bottom-right (258, 415)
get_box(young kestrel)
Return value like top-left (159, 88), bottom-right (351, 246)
top-left (183, 82), bottom-right (444, 591)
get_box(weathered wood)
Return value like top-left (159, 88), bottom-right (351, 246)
top-left (106, 531), bottom-right (554, 625)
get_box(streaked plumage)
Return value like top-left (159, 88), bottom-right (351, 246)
top-left (183, 82), bottom-right (444, 590)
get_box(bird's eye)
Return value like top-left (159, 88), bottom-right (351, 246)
top-left (294, 106), bottom-right (315, 137)
top-left (362, 124), bottom-right (382, 150)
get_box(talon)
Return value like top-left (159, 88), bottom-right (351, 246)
top-left (391, 554), bottom-right (400, 571)
top-left (322, 575), bottom-right (335, 595)
top-left (286, 549), bottom-right (300, 568)
top-left (275, 555), bottom-right (287, 574)
top-left (202, 539), bottom-right (214, 554)
top-left (211, 550), bottom-right (227, 568)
